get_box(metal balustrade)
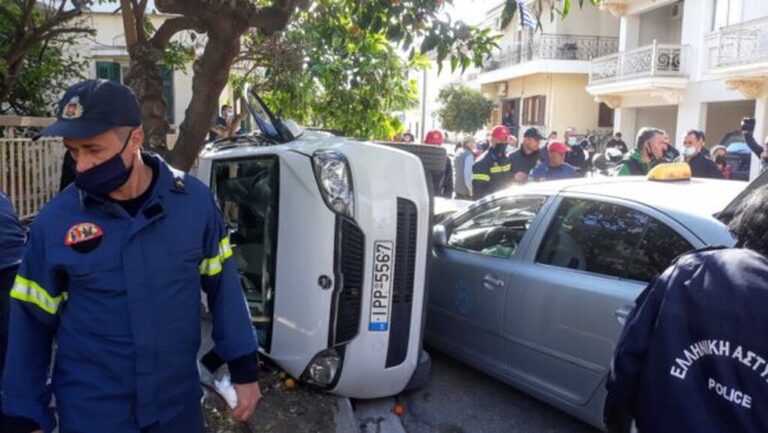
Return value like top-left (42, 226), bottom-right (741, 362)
top-left (714, 16), bottom-right (768, 68)
top-left (588, 41), bottom-right (687, 85)
top-left (483, 34), bottom-right (619, 72)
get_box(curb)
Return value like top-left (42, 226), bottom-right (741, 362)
top-left (335, 397), bottom-right (358, 433)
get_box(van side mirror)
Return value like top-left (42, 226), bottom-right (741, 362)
top-left (433, 225), bottom-right (448, 247)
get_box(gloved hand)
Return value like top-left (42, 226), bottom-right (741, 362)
top-left (741, 117), bottom-right (756, 134)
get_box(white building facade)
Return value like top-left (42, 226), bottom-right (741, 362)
top-left (471, 1), bottom-right (620, 141)
top-left (587, 0), bottom-right (768, 179)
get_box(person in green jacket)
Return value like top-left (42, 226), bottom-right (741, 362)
top-left (615, 127), bottom-right (667, 176)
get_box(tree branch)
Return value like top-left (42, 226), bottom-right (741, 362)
top-left (129, 0), bottom-right (148, 43)
top-left (248, 0), bottom-right (310, 35)
top-left (150, 17), bottom-right (204, 50)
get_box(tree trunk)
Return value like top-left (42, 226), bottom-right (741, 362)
top-left (125, 43), bottom-right (169, 154)
top-left (168, 33), bottom-right (241, 171)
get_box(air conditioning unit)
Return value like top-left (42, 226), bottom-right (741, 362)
top-left (498, 82), bottom-right (508, 96)
top-left (671, 2), bottom-right (683, 20)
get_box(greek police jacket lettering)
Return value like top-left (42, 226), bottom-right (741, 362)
top-left (607, 248), bottom-right (768, 433)
top-left (1, 154), bottom-right (258, 432)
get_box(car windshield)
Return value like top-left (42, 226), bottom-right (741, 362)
top-left (245, 89), bottom-right (303, 142)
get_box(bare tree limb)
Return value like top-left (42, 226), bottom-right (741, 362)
top-left (150, 16), bottom-right (205, 50)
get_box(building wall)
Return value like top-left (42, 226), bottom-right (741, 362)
top-left (552, 3), bottom-right (621, 38)
top-left (705, 100), bottom-right (755, 146)
top-left (636, 106), bottom-right (678, 144)
top-left (482, 73), bottom-right (606, 139)
top-left (638, 3), bottom-right (683, 46)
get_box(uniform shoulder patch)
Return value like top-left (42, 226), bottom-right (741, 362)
top-left (64, 222), bottom-right (104, 246)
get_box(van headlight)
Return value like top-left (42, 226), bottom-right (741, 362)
top-left (302, 348), bottom-right (342, 387)
top-left (312, 151), bottom-right (354, 218)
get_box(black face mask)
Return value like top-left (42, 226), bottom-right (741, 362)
top-left (715, 155), bottom-right (726, 165)
top-left (74, 130), bottom-right (135, 196)
top-left (493, 142), bottom-right (507, 153)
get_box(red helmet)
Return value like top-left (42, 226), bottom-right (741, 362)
top-left (424, 130), bottom-right (444, 145)
top-left (491, 125), bottom-right (510, 142)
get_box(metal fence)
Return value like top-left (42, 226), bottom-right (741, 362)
top-left (715, 16), bottom-right (768, 68)
top-left (589, 41), bottom-right (687, 85)
top-left (0, 116), bottom-right (64, 220)
top-left (483, 34), bottom-right (619, 72)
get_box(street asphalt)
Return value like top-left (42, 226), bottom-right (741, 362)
top-left (395, 348), bottom-right (601, 433)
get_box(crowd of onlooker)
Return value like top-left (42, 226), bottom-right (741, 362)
top-left (394, 116), bottom-right (768, 201)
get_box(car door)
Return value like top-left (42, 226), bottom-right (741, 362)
top-left (503, 194), bottom-right (699, 406)
top-left (427, 195), bottom-right (550, 374)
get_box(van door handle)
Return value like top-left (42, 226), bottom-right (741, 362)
top-left (614, 306), bottom-right (634, 326)
top-left (483, 274), bottom-right (505, 289)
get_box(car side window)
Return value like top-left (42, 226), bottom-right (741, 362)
top-left (448, 197), bottom-right (544, 258)
top-left (536, 198), bottom-right (693, 282)
top-left (627, 218), bottom-right (693, 282)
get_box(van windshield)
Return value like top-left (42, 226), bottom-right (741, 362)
top-left (211, 156), bottom-right (279, 352)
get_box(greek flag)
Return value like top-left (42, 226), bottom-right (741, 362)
top-left (517, 0), bottom-right (537, 29)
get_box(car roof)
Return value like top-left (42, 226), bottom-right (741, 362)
top-left (497, 176), bottom-right (745, 216)
top-left (489, 176), bottom-right (746, 244)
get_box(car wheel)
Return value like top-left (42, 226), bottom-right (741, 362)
top-left (402, 349), bottom-right (432, 393)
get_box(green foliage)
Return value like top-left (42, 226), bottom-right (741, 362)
top-left (437, 84), bottom-right (494, 135)
top-left (0, 2), bottom-right (88, 115)
top-left (239, 2), bottom-right (425, 140)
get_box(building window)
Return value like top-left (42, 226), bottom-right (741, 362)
top-left (598, 103), bottom-right (614, 128)
top-left (96, 61), bottom-right (121, 82)
top-left (711, 0), bottom-right (742, 30)
top-left (522, 95), bottom-right (545, 125)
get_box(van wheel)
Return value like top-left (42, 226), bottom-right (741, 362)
top-left (402, 350), bottom-right (432, 392)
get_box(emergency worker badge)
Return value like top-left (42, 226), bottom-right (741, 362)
top-left (62, 96), bottom-right (83, 119)
top-left (65, 222), bottom-right (104, 254)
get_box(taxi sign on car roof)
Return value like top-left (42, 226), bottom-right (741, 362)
top-left (647, 162), bottom-right (691, 182)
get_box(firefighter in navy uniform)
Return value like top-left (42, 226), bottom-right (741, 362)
top-left (472, 125), bottom-right (514, 199)
top-left (1, 80), bottom-right (261, 433)
top-left (606, 184), bottom-right (768, 433)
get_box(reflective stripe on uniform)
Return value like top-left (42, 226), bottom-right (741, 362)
top-left (199, 236), bottom-right (234, 276)
top-left (490, 164), bottom-right (511, 174)
top-left (472, 173), bottom-right (491, 182)
top-left (10, 275), bottom-right (67, 315)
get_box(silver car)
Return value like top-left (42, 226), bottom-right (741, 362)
top-left (427, 175), bottom-right (749, 431)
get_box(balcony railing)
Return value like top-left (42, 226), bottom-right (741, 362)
top-left (482, 34), bottom-right (619, 72)
top-left (588, 41), bottom-right (687, 85)
top-left (715, 16), bottom-right (768, 68)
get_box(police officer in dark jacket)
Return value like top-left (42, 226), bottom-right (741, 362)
top-left (607, 184), bottom-right (768, 433)
top-left (472, 125), bottom-right (514, 198)
top-left (683, 129), bottom-right (722, 179)
top-left (0, 190), bottom-right (25, 428)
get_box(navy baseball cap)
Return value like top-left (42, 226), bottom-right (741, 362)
top-left (523, 127), bottom-right (545, 140)
top-left (37, 80), bottom-right (141, 139)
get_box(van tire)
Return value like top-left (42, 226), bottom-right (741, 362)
top-left (403, 349), bottom-right (432, 393)
top-left (377, 142), bottom-right (447, 175)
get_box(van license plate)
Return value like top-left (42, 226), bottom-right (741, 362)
top-left (369, 241), bottom-right (394, 331)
